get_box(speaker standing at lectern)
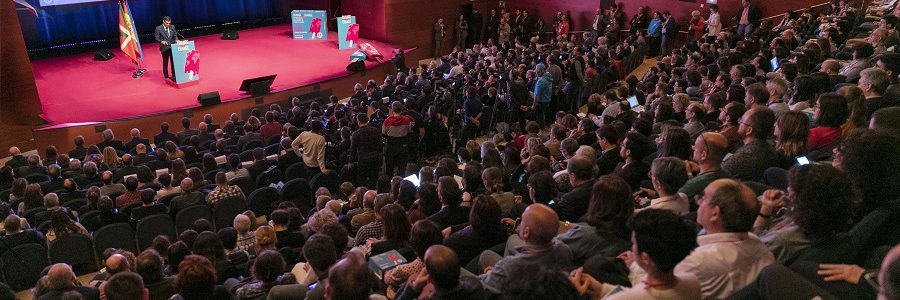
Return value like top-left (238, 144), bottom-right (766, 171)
top-left (155, 16), bottom-right (179, 81)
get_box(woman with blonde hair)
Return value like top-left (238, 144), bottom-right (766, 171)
top-left (836, 85), bottom-right (867, 134)
top-left (254, 225), bottom-right (277, 253)
top-left (102, 147), bottom-right (122, 170)
top-left (774, 111), bottom-right (809, 167)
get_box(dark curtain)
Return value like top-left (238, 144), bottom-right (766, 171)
top-left (17, 0), bottom-right (307, 49)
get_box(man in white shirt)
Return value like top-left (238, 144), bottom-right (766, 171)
top-left (291, 120), bottom-right (330, 176)
top-left (679, 178), bottom-right (775, 299)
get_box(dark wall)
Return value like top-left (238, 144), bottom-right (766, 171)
top-left (17, 0), bottom-right (327, 50)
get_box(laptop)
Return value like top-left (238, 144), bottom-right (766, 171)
top-left (627, 96), bottom-right (644, 113)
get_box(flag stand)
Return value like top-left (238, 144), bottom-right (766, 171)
top-left (132, 61), bottom-right (145, 78)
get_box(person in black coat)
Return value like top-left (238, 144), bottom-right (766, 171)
top-left (552, 157), bottom-right (596, 222)
top-left (0, 214), bottom-right (46, 256)
top-left (15, 155), bottom-right (48, 178)
top-left (68, 136), bottom-right (89, 161)
top-left (4, 147), bottom-right (27, 169)
top-left (595, 125), bottom-right (623, 176)
top-left (41, 165), bottom-right (67, 193)
top-left (95, 129), bottom-right (126, 153)
top-left (130, 189), bottom-right (168, 223)
top-left (427, 177), bottom-right (470, 229)
top-left (125, 130), bottom-right (151, 156)
top-left (469, 8), bottom-right (484, 46)
top-left (246, 148), bottom-right (272, 182)
top-left (83, 196), bottom-right (128, 232)
top-left (155, 16), bottom-right (178, 80)
top-left (614, 132), bottom-right (652, 191)
top-left (153, 122), bottom-right (178, 147)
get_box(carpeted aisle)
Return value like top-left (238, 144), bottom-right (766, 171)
top-left (31, 24), bottom-right (406, 125)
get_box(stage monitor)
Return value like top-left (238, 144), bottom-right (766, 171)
top-left (239, 75), bottom-right (277, 96)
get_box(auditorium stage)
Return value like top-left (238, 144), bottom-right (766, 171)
top-left (31, 24), bottom-right (407, 126)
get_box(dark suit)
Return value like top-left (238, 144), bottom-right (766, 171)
top-left (553, 180), bottom-right (595, 222)
top-left (615, 161), bottom-right (650, 191)
top-left (196, 131), bottom-right (215, 145)
top-left (277, 152), bottom-right (301, 172)
top-left (247, 160), bottom-right (271, 182)
top-left (0, 229), bottom-right (45, 256)
top-left (41, 177), bottom-right (66, 193)
top-left (16, 165), bottom-right (48, 178)
top-left (113, 166), bottom-right (139, 182)
top-left (131, 204), bottom-right (168, 223)
top-left (4, 155), bottom-right (27, 169)
top-left (866, 96), bottom-right (900, 118)
top-left (237, 132), bottom-right (263, 151)
top-left (596, 147), bottom-right (623, 176)
top-left (155, 24), bottom-right (178, 78)
top-left (145, 159), bottom-right (172, 172)
top-left (132, 153), bottom-right (155, 166)
top-left (170, 192), bottom-right (205, 214)
top-left (68, 147), bottom-right (88, 161)
top-left (176, 129), bottom-right (200, 145)
top-left (36, 286), bottom-right (99, 300)
top-left (125, 137), bottom-right (152, 154)
top-left (427, 205), bottom-right (470, 228)
top-left (96, 140), bottom-right (126, 152)
top-left (154, 132), bottom-right (178, 147)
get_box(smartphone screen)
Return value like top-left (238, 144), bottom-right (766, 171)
top-left (796, 156), bottom-right (810, 166)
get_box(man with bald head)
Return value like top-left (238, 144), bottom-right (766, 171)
top-left (170, 177), bottom-right (204, 214)
top-left (350, 190), bottom-right (377, 232)
top-left (679, 132), bottom-right (732, 200)
top-left (396, 245), bottom-right (488, 299)
top-left (124, 128), bottom-right (151, 155)
top-left (132, 144), bottom-right (154, 167)
top-left (39, 263), bottom-right (100, 300)
top-left (672, 179), bottom-right (773, 298)
top-left (99, 171), bottom-right (126, 196)
top-left (478, 204), bottom-right (573, 294)
top-left (4, 147), bottom-right (27, 169)
top-left (89, 253), bottom-right (132, 287)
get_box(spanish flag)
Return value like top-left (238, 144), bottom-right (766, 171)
top-left (118, 0), bottom-right (143, 65)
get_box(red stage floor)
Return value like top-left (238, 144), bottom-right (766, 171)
top-left (31, 24), bottom-right (405, 125)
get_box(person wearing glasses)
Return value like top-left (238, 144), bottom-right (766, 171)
top-left (722, 107), bottom-right (779, 181)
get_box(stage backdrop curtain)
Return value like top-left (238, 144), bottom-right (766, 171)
top-left (17, 0), bottom-right (304, 50)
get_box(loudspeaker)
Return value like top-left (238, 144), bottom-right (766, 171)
top-left (249, 81), bottom-right (271, 96)
top-left (198, 91), bottom-right (221, 106)
top-left (93, 49), bottom-right (115, 61)
top-left (221, 30), bottom-right (239, 40)
top-left (346, 60), bottom-right (365, 72)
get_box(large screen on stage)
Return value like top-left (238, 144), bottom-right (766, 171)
top-left (14, 0), bottom-right (321, 50)
top-left (38, 0), bottom-right (108, 7)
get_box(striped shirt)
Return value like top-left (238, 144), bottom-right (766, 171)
top-left (382, 115), bottom-right (411, 142)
